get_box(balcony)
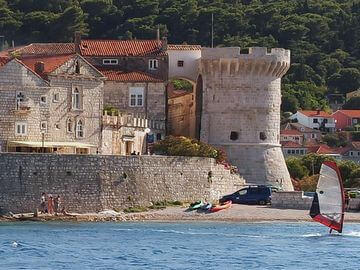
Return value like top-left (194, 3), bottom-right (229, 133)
top-left (14, 101), bottom-right (31, 115)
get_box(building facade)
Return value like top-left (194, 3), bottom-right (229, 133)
top-left (0, 54), bottom-right (104, 154)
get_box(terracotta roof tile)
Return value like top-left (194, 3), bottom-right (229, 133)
top-left (299, 110), bottom-right (332, 118)
top-left (80, 40), bottom-right (166, 57)
top-left (12, 43), bottom-right (75, 56)
top-left (168, 44), bottom-right (201, 50)
top-left (334, 110), bottom-right (360, 118)
top-left (100, 69), bottom-right (163, 82)
top-left (281, 141), bottom-right (305, 148)
top-left (0, 57), bottom-right (10, 67)
top-left (306, 144), bottom-right (338, 154)
top-left (20, 55), bottom-right (74, 75)
top-left (280, 129), bottom-right (302, 135)
top-left (285, 122), bottom-right (321, 133)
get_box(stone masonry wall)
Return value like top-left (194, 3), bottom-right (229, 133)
top-left (0, 153), bottom-right (245, 214)
top-left (271, 191), bottom-right (313, 210)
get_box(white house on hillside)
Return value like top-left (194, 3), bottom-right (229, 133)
top-left (289, 110), bottom-right (336, 132)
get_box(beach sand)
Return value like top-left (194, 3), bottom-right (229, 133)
top-left (3, 204), bottom-right (360, 223)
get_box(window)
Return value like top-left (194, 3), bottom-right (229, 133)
top-left (129, 87), bottom-right (144, 107)
top-left (353, 119), bottom-right (358, 124)
top-left (238, 189), bottom-right (247, 195)
top-left (16, 92), bottom-right (25, 110)
top-left (15, 122), bottom-right (27, 136)
top-left (230, 131), bottom-right (238, 141)
top-left (55, 123), bottom-right (60, 130)
top-left (177, 60), bottom-right (184, 67)
top-left (67, 119), bottom-right (73, 133)
top-left (311, 134), bottom-right (316, 139)
top-left (76, 119), bottom-right (84, 138)
top-left (287, 150), bottom-right (291, 154)
top-left (259, 132), bottom-right (266, 141)
top-left (75, 60), bottom-right (81, 74)
top-left (313, 118), bottom-right (318, 123)
top-left (149, 59), bottom-right (158, 70)
top-left (300, 150), bottom-right (304, 154)
top-left (40, 121), bottom-right (47, 131)
top-left (295, 150), bottom-right (299, 154)
top-left (103, 59), bottom-right (118, 65)
top-left (350, 151), bottom-right (354, 156)
top-left (53, 93), bottom-right (59, 102)
top-left (156, 133), bottom-right (162, 141)
top-left (283, 136), bottom-right (287, 140)
top-left (72, 86), bottom-right (82, 110)
top-left (40, 96), bottom-right (47, 105)
top-left (291, 150), bottom-right (295, 154)
top-left (323, 119), bottom-right (328, 123)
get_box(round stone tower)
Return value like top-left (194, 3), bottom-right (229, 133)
top-left (198, 47), bottom-right (293, 191)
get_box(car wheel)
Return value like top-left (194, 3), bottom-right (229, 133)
top-left (258, 200), bottom-right (266, 205)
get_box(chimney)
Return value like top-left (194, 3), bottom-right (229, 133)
top-left (161, 36), bottom-right (168, 51)
top-left (0, 36), bottom-right (4, 51)
top-left (156, 26), bottom-right (160, 41)
top-left (35, 61), bottom-right (45, 74)
top-left (74, 31), bottom-right (81, 54)
top-left (316, 109), bottom-right (321, 115)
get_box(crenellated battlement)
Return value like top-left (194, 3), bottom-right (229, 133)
top-left (200, 47), bottom-right (290, 78)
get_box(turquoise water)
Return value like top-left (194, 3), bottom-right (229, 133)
top-left (1, 221), bottom-right (359, 270)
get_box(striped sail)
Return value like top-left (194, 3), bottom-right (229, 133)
top-left (309, 161), bottom-right (345, 233)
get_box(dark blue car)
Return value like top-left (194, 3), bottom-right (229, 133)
top-left (219, 185), bottom-right (272, 205)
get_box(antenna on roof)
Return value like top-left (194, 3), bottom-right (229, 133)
top-left (211, 13), bottom-right (214, 48)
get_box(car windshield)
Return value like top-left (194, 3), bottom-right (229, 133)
top-left (238, 189), bottom-right (247, 195)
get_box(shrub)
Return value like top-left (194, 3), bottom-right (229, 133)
top-left (104, 106), bottom-right (119, 116)
top-left (152, 136), bottom-right (227, 163)
top-left (171, 79), bottom-right (193, 91)
top-left (299, 174), bottom-right (319, 191)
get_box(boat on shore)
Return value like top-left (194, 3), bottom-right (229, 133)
top-left (210, 201), bottom-right (232, 213)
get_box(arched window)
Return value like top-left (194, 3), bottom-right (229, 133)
top-left (67, 118), bottom-right (73, 133)
top-left (76, 119), bottom-right (84, 138)
top-left (72, 87), bottom-right (80, 110)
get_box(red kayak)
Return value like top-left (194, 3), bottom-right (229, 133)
top-left (210, 201), bottom-right (232, 213)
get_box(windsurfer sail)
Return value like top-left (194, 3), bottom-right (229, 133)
top-left (309, 161), bottom-right (345, 233)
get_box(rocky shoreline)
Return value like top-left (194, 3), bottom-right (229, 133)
top-left (2, 204), bottom-right (360, 223)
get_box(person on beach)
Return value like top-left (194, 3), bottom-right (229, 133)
top-left (47, 195), bottom-right (54, 215)
top-left (40, 192), bottom-right (46, 214)
top-left (54, 195), bottom-right (61, 215)
top-left (345, 191), bottom-right (350, 210)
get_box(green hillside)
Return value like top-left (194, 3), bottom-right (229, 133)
top-left (0, 0), bottom-right (359, 111)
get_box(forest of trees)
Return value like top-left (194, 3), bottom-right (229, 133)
top-left (0, 0), bottom-right (359, 111)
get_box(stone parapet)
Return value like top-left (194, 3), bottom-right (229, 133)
top-left (0, 153), bottom-right (245, 214)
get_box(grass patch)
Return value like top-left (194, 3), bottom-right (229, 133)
top-left (123, 206), bottom-right (149, 213)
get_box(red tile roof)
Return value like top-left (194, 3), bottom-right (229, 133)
top-left (280, 129), bottom-right (302, 135)
top-left (12, 43), bottom-right (75, 56)
top-left (299, 110), bottom-right (332, 118)
top-left (168, 44), bottom-right (201, 50)
top-left (80, 40), bottom-right (166, 57)
top-left (306, 144), bottom-right (338, 154)
top-left (334, 110), bottom-right (360, 118)
top-left (100, 69), bottom-right (163, 82)
top-left (281, 141), bottom-right (305, 148)
top-left (19, 55), bottom-right (74, 75)
top-left (0, 57), bottom-right (9, 67)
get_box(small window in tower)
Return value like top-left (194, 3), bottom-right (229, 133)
top-left (230, 131), bottom-right (238, 141)
top-left (260, 132), bottom-right (267, 141)
top-left (177, 60), bottom-right (184, 67)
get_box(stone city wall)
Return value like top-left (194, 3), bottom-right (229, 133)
top-left (271, 191), bottom-right (313, 210)
top-left (0, 153), bottom-right (245, 214)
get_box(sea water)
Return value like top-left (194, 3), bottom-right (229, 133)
top-left (0, 222), bottom-right (359, 270)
